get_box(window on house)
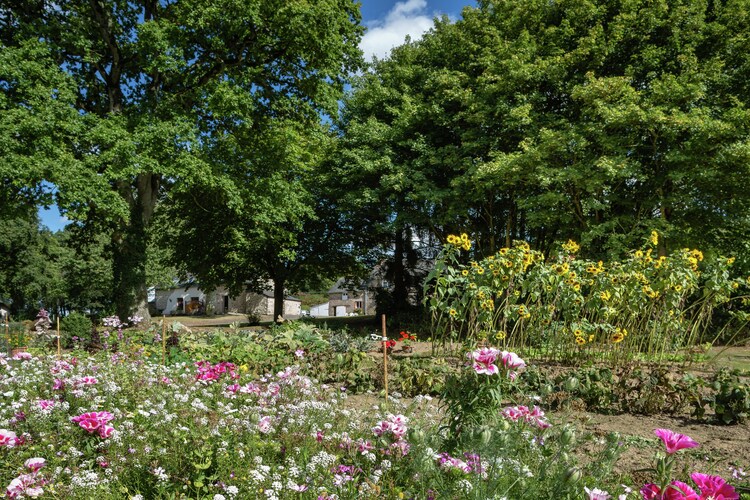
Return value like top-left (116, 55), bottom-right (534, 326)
top-left (342, 293), bottom-right (348, 300)
top-left (355, 301), bottom-right (363, 309)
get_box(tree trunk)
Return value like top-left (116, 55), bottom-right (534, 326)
top-left (112, 173), bottom-right (159, 323)
top-left (273, 276), bottom-right (285, 323)
top-left (392, 228), bottom-right (407, 313)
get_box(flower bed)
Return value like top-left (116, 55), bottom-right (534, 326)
top-left (1, 346), bottom-right (746, 499)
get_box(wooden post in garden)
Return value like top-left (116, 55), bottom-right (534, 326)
top-left (382, 314), bottom-right (388, 404)
top-left (4, 314), bottom-right (9, 355)
top-left (57, 316), bottom-right (61, 359)
top-left (161, 316), bottom-right (167, 366)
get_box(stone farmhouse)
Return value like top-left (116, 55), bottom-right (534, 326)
top-left (325, 278), bottom-right (377, 317)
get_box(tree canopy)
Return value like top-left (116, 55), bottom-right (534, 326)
top-left (1, 0), bottom-right (364, 319)
top-left (337, 0), bottom-right (750, 270)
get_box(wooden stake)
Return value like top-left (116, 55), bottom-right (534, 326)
top-left (161, 316), bottom-right (167, 366)
top-left (382, 314), bottom-right (388, 404)
top-left (4, 314), bottom-right (9, 355)
top-left (57, 316), bottom-right (61, 359)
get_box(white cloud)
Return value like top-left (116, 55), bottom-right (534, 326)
top-left (360, 0), bottom-right (436, 62)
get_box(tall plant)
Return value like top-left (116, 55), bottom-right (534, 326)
top-left (426, 232), bottom-right (749, 363)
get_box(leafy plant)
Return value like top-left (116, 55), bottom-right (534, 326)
top-left (694, 369), bottom-right (750, 424)
top-left (61, 312), bottom-right (93, 349)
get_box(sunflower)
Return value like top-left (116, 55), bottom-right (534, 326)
top-left (650, 231), bottom-right (659, 246)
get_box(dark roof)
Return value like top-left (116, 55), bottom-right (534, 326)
top-left (328, 277), bottom-right (368, 294)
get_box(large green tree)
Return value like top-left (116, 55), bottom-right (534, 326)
top-left (162, 121), bottom-right (366, 320)
top-left (338, 0), bottom-right (750, 268)
top-left (1, 0), bottom-right (363, 320)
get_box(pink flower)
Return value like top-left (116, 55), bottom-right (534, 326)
top-left (99, 425), bottom-right (115, 439)
top-left (654, 429), bottom-right (699, 454)
top-left (71, 411), bottom-right (115, 436)
top-left (12, 352), bottom-right (32, 361)
top-left (501, 350), bottom-right (526, 370)
top-left (258, 416), bottom-right (273, 434)
top-left (72, 411), bottom-right (113, 424)
top-left (52, 378), bottom-right (65, 390)
top-left (690, 473), bottom-right (739, 500)
top-left (469, 347), bottom-right (501, 375)
top-left (294, 349), bottom-right (305, 358)
top-left (77, 417), bottom-right (101, 432)
top-left (372, 414), bottom-right (409, 442)
top-left (501, 405), bottom-right (552, 430)
top-left (0, 429), bottom-right (18, 448)
top-left (24, 458), bottom-right (45, 472)
top-left (37, 400), bottom-right (55, 410)
top-left (641, 481), bottom-right (699, 500)
top-left (585, 487), bottom-right (611, 500)
top-left (5, 473), bottom-right (43, 498)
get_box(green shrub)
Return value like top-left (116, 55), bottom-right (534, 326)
top-left (61, 312), bottom-right (93, 348)
top-left (694, 369), bottom-right (750, 424)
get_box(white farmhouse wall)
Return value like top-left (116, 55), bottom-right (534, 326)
top-left (158, 285), bottom-right (205, 315)
top-left (309, 302), bottom-right (329, 317)
top-left (284, 300), bottom-right (301, 317)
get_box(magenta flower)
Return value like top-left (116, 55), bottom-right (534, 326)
top-left (468, 347), bottom-right (501, 375)
top-left (77, 417), bottom-right (101, 432)
top-left (71, 411), bottom-right (115, 437)
top-left (98, 425), bottom-right (115, 439)
top-left (75, 376), bottom-right (98, 386)
top-left (37, 400), bottom-right (55, 410)
top-left (641, 481), bottom-right (699, 500)
top-left (654, 429), bottom-right (699, 454)
top-left (690, 473), bottom-right (739, 500)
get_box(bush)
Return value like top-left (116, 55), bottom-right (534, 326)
top-left (694, 369), bottom-right (750, 424)
top-left (61, 312), bottom-right (93, 348)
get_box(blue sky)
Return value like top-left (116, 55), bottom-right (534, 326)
top-left (38, 0), bottom-right (477, 232)
top-left (359, 0), bottom-right (476, 61)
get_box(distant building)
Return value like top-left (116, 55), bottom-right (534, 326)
top-left (327, 278), bottom-right (376, 317)
top-left (151, 282), bottom-right (301, 318)
top-left (309, 302), bottom-right (330, 317)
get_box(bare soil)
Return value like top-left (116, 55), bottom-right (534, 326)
top-left (566, 410), bottom-right (750, 480)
